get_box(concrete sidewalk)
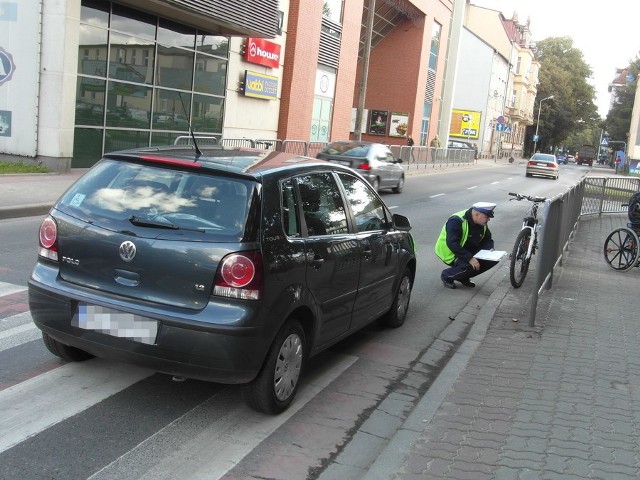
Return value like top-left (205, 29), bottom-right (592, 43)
top-left (368, 213), bottom-right (640, 479)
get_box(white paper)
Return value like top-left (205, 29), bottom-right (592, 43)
top-left (474, 249), bottom-right (507, 261)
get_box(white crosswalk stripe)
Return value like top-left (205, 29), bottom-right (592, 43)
top-left (0, 281), bottom-right (359, 478)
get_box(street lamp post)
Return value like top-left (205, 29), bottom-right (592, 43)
top-left (533, 95), bottom-right (554, 154)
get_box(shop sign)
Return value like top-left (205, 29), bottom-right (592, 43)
top-left (0, 47), bottom-right (16, 86)
top-left (243, 71), bottom-right (278, 100)
top-left (244, 38), bottom-right (281, 68)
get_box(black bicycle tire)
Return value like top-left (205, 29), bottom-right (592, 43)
top-left (603, 227), bottom-right (639, 271)
top-left (510, 228), bottom-right (532, 288)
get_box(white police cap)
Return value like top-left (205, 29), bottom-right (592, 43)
top-left (472, 202), bottom-right (496, 217)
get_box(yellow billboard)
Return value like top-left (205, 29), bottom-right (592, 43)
top-left (449, 109), bottom-right (481, 139)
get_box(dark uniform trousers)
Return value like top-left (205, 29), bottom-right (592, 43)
top-left (441, 258), bottom-right (499, 282)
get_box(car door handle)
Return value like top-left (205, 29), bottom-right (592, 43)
top-left (307, 252), bottom-right (325, 269)
top-left (362, 246), bottom-right (372, 260)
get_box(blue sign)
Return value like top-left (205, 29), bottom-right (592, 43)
top-left (0, 47), bottom-right (16, 86)
top-left (533, 134), bottom-right (539, 142)
top-left (243, 71), bottom-right (278, 100)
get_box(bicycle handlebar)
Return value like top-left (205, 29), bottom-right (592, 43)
top-left (508, 192), bottom-right (547, 203)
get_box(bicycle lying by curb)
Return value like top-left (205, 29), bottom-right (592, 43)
top-left (508, 192), bottom-right (547, 288)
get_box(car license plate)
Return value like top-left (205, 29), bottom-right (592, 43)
top-left (536, 163), bottom-right (547, 166)
top-left (73, 303), bottom-right (158, 345)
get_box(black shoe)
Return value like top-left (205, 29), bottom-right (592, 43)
top-left (442, 278), bottom-right (456, 289)
top-left (458, 279), bottom-right (475, 288)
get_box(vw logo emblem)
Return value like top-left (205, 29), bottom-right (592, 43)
top-left (119, 241), bottom-right (137, 262)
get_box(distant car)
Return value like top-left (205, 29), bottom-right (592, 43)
top-left (566, 154), bottom-right (575, 163)
top-left (447, 139), bottom-right (478, 159)
top-left (557, 155), bottom-right (567, 165)
top-left (526, 153), bottom-right (559, 180)
top-left (28, 145), bottom-right (416, 414)
top-left (316, 141), bottom-right (405, 193)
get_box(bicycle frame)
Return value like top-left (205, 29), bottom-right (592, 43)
top-left (509, 192), bottom-right (546, 288)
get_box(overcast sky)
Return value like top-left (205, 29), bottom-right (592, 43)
top-left (470, 0), bottom-right (640, 116)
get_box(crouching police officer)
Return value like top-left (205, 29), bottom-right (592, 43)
top-left (435, 202), bottom-right (499, 289)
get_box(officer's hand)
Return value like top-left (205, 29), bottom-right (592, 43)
top-left (469, 257), bottom-right (480, 270)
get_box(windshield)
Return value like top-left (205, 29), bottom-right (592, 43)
top-left (57, 159), bottom-right (254, 238)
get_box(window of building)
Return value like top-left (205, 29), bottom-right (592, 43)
top-left (420, 22), bottom-right (441, 146)
top-left (75, 0), bottom-right (229, 168)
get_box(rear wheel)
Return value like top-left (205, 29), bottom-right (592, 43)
top-left (380, 268), bottom-right (412, 328)
top-left (371, 177), bottom-right (380, 192)
top-left (242, 319), bottom-right (306, 414)
top-left (510, 229), bottom-right (532, 288)
top-left (42, 332), bottom-right (94, 362)
top-left (603, 227), bottom-right (639, 271)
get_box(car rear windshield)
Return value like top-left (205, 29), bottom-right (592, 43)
top-left (56, 159), bottom-right (254, 238)
top-left (531, 154), bottom-right (555, 162)
top-left (322, 143), bottom-right (370, 157)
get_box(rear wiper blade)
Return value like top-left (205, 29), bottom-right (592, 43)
top-left (128, 215), bottom-right (206, 233)
top-left (129, 216), bottom-right (178, 229)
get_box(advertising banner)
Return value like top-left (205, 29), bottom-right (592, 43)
top-left (449, 109), bottom-right (481, 139)
top-left (0, 1), bottom-right (39, 156)
top-left (243, 71), bottom-right (278, 100)
top-left (244, 38), bottom-right (281, 69)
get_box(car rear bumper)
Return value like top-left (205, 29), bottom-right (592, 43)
top-left (526, 167), bottom-right (558, 178)
top-left (28, 267), bottom-right (269, 384)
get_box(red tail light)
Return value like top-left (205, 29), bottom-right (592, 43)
top-left (527, 161), bottom-right (536, 166)
top-left (548, 163), bottom-right (557, 168)
top-left (38, 216), bottom-right (59, 261)
top-left (358, 161), bottom-right (371, 171)
top-left (213, 251), bottom-right (263, 300)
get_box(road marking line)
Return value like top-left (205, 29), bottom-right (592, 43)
top-left (0, 359), bottom-right (154, 453)
top-left (429, 193), bottom-right (445, 198)
top-left (88, 353), bottom-right (358, 480)
top-left (0, 282), bottom-right (27, 297)
top-left (467, 186), bottom-right (477, 190)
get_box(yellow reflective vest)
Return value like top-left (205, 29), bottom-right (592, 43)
top-left (434, 209), bottom-right (487, 264)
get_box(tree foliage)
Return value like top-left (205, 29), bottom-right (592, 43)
top-left (604, 56), bottom-right (640, 146)
top-left (528, 37), bottom-right (599, 155)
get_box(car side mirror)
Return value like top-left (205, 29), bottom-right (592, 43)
top-left (392, 213), bottom-right (411, 231)
top-left (396, 158), bottom-right (403, 164)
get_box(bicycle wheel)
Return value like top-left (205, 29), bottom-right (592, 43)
top-left (603, 227), bottom-right (639, 271)
top-left (510, 229), bottom-right (532, 288)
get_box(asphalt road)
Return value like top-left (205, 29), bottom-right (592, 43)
top-left (0, 162), bottom-right (589, 479)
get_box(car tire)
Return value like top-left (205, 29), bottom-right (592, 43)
top-left (371, 177), bottom-right (380, 192)
top-left (392, 176), bottom-right (404, 194)
top-left (526, 173), bottom-right (532, 177)
top-left (42, 332), bottom-right (94, 362)
top-left (380, 268), bottom-right (412, 328)
top-left (241, 318), bottom-right (306, 414)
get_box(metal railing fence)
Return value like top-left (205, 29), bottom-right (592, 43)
top-left (528, 176), bottom-right (640, 326)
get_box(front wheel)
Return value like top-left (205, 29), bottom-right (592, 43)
top-left (603, 227), bottom-right (639, 271)
top-left (242, 319), bottom-right (306, 414)
top-left (380, 268), bottom-right (412, 328)
top-left (392, 176), bottom-right (404, 194)
top-left (510, 229), bottom-right (532, 288)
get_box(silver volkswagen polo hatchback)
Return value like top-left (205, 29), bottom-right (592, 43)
top-left (28, 145), bottom-right (416, 414)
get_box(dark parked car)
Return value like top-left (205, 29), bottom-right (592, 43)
top-left (28, 145), bottom-right (416, 414)
top-left (525, 153), bottom-right (559, 180)
top-left (446, 139), bottom-right (478, 159)
top-left (316, 141), bottom-right (405, 193)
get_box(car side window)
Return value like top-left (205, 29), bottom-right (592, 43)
top-left (281, 179), bottom-right (301, 237)
top-left (296, 173), bottom-right (348, 236)
top-left (337, 173), bottom-right (388, 232)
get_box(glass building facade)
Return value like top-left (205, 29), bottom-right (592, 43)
top-left (74, 0), bottom-right (229, 166)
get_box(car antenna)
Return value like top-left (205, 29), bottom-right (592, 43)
top-left (178, 92), bottom-right (202, 159)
